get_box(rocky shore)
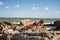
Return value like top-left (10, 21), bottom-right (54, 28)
top-left (0, 19), bottom-right (60, 40)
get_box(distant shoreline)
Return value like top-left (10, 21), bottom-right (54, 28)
top-left (0, 18), bottom-right (60, 23)
top-left (0, 17), bottom-right (60, 19)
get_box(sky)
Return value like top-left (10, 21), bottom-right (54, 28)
top-left (0, 0), bottom-right (60, 18)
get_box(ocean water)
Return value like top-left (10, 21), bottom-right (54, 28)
top-left (0, 18), bottom-right (60, 23)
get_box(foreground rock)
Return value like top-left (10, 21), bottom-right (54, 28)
top-left (0, 34), bottom-right (7, 40)
top-left (0, 20), bottom-right (60, 40)
top-left (21, 19), bottom-right (34, 26)
top-left (54, 20), bottom-right (60, 30)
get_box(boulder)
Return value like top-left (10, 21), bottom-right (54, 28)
top-left (54, 20), bottom-right (60, 30)
top-left (21, 19), bottom-right (34, 26)
top-left (10, 34), bottom-right (26, 40)
top-left (2, 21), bottom-right (12, 25)
top-left (0, 34), bottom-right (7, 40)
top-left (54, 20), bottom-right (60, 26)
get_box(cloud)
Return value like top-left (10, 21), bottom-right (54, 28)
top-left (14, 5), bottom-right (20, 8)
top-left (0, 2), bottom-right (4, 5)
top-left (32, 6), bottom-right (39, 10)
top-left (32, 6), bottom-right (36, 10)
top-left (45, 7), bottom-right (49, 10)
top-left (56, 11), bottom-right (60, 13)
top-left (6, 6), bottom-right (10, 9)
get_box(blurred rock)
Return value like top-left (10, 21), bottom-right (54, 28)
top-left (21, 19), bottom-right (34, 26)
top-left (10, 34), bottom-right (26, 40)
top-left (0, 34), bottom-right (7, 40)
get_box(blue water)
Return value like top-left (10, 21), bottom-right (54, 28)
top-left (0, 17), bottom-right (60, 23)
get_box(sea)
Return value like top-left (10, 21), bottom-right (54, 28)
top-left (0, 17), bottom-right (60, 23)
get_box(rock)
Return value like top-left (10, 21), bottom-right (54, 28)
top-left (10, 34), bottom-right (26, 40)
top-left (0, 26), bottom-right (3, 31)
top-left (2, 21), bottom-right (12, 25)
top-left (0, 34), bottom-right (7, 40)
top-left (25, 29), bottom-right (32, 33)
top-left (54, 20), bottom-right (60, 30)
top-left (54, 20), bottom-right (60, 26)
top-left (21, 19), bottom-right (34, 26)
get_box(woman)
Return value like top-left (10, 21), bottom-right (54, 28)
top-left (36, 19), bottom-right (47, 32)
top-left (28, 22), bottom-right (38, 29)
top-left (38, 19), bottom-right (45, 26)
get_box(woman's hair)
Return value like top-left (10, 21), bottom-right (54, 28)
top-left (33, 22), bottom-right (36, 25)
top-left (39, 19), bottom-right (45, 24)
top-left (33, 22), bottom-right (37, 26)
top-left (20, 21), bottom-right (24, 25)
